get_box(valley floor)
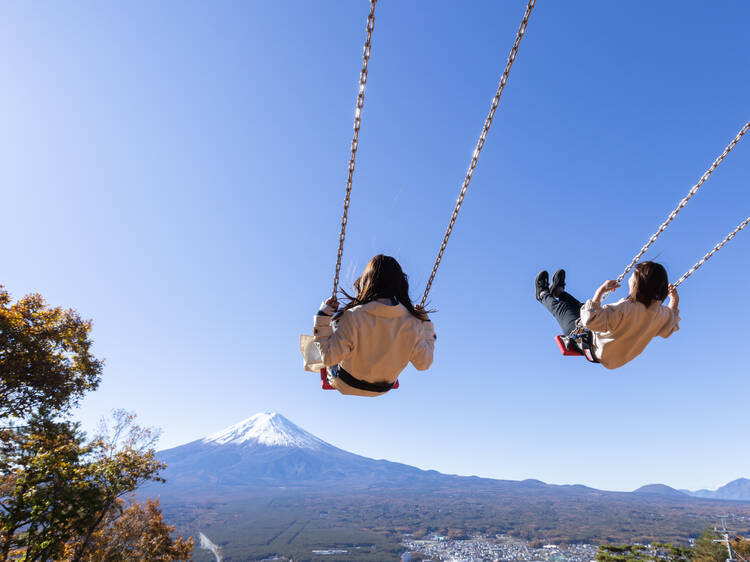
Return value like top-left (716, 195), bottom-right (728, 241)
top-left (401, 534), bottom-right (599, 562)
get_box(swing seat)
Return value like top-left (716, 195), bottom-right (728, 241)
top-left (319, 368), bottom-right (399, 390)
top-left (555, 335), bottom-right (599, 363)
top-left (320, 369), bottom-right (335, 390)
top-left (555, 335), bottom-right (583, 357)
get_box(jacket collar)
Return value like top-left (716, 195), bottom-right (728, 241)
top-left (356, 300), bottom-right (409, 318)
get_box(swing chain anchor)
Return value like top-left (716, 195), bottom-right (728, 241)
top-left (420, 0), bottom-right (536, 308)
top-left (332, 0), bottom-right (378, 300)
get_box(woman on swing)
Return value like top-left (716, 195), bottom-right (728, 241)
top-left (310, 254), bottom-right (436, 396)
top-left (535, 261), bottom-right (680, 369)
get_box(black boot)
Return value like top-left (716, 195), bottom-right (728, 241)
top-left (535, 270), bottom-right (550, 301)
top-left (550, 269), bottom-right (566, 298)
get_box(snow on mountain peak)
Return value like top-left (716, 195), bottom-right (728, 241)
top-left (202, 412), bottom-right (328, 450)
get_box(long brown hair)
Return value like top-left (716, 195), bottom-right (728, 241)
top-left (334, 255), bottom-right (428, 321)
top-left (631, 261), bottom-right (669, 306)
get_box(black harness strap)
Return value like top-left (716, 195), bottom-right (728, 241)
top-left (568, 324), bottom-right (600, 364)
top-left (333, 366), bottom-right (395, 393)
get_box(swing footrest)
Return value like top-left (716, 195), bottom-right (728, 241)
top-left (555, 335), bottom-right (583, 357)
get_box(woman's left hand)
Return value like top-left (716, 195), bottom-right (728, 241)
top-left (667, 285), bottom-right (679, 309)
top-left (415, 304), bottom-right (430, 321)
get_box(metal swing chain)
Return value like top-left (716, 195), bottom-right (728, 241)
top-left (672, 215), bottom-right (750, 288)
top-left (332, 0), bottom-right (377, 300)
top-left (614, 120), bottom-right (750, 286)
top-left (419, 0), bottom-right (536, 307)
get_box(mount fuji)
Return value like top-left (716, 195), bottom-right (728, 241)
top-left (149, 413), bottom-right (750, 553)
top-left (153, 412), bottom-right (446, 498)
top-left (152, 412), bottom-right (750, 507)
top-left (200, 413), bottom-right (329, 449)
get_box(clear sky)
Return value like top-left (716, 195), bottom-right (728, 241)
top-left (1, 1), bottom-right (748, 493)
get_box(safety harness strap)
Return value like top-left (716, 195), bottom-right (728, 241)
top-left (332, 365), bottom-right (396, 393)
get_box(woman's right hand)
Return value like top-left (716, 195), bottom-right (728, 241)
top-left (324, 297), bottom-right (339, 311)
top-left (594, 280), bottom-right (620, 303)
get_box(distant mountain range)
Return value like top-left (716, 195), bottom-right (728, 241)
top-left (153, 412), bottom-right (749, 502)
top-left (150, 413), bottom-right (750, 557)
top-left (681, 478), bottom-right (750, 501)
top-left (632, 480), bottom-right (750, 501)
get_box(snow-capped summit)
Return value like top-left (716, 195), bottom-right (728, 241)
top-left (201, 412), bottom-right (328, 450)
top-left (154, 411), bottom-right (430, 497)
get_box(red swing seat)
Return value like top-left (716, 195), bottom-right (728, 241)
top-left (555, 335), bottom-right (598, 363)
top-left (320, 368), bottom-right (335, 389)
top-left (319, 368), bottom-right (399, 390)
top-left (555, 335), bottom-right (584, 357)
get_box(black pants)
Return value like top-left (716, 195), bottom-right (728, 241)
top-left (540, 291), bottom-right (582, 336)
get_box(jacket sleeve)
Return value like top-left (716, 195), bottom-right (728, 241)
top-left (580, 300), bottom-right (624, 333)
top-left (312, 311), bottom-right (356, 367)
top-left (410, 321), bottom-right (436, 371)
top-left (658, 307), bottom-right (680, 338)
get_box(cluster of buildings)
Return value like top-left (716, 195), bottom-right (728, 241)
top-left (400, 534), bottom-right (598, 562)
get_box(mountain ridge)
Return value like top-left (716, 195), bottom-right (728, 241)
top-left (681, 478), bottom-right (750, 501)
top-left (633, 484), bottom-right (688, 498)
top-left (152, 412), bottom-right (750, 502)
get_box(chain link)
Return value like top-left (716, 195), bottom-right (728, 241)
top-left (672, 215), bottom-right (750, 288)
top-left (614, 120), bottom-right (750, 285)
top-left (420, 0), bottom-right (536, 307)
top-left (332, 0), bottom-right (377, 300)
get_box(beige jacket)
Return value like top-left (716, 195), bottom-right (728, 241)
top-left (311, 301), bottom-right (435, 396)
top-left (580, 298), bottom-right (680, 370)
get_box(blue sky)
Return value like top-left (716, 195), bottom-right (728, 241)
top-left (1, 1), bottom-right (748, 493)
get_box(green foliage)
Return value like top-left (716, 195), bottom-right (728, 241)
top-left (0, 411), bottom-right (166, 560)
top-left (731, 536), bottom-right (750, 560)
top-left (0, 418), bottom-right (102, 561)
top-left (0, 286), bottom-right (190, 561)
top-left (597, 542), bottom-right (691, 561)
top-left (596, 530), bottom-right (750, 562)
top-left (730, 537), bottom-right (750, 560)
top-left (693, 527), bottom-right (750, 562)
top-left (693, 528), bottom-right (728, 562)
top-left (0, 287), bottom-right (103, 418)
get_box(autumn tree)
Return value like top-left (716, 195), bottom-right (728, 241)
top-left (0, 287), bottom-right (192, 561)
top-left (730, 535), bottom-right (750, 560)
top-left (0, 410), bottom-right (177, 560)
top-left (730, 537), bottom-right (750, 560)
top-left (693, 528), bottom-right (750, 562)
top-left (693, 528), bottom-right (729, 562)
top-left (68, 410), bottom-right (173, 561)
top-left (0, 287), bottom-right (103, 418)
top-left (0, 417), bottom-right (100, 560)
top-left (61, 497), bottom-right (194, 561)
